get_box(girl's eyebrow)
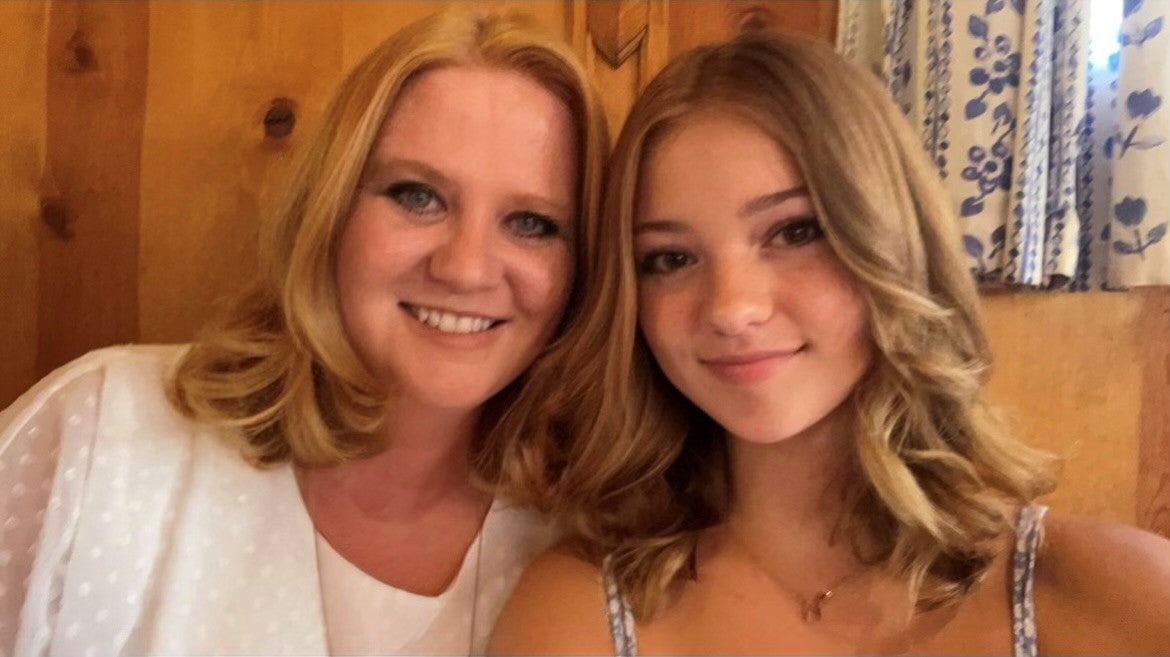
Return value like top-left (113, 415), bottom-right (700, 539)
top-left (739, 186), bottom-right (809, 217)
top-left (635, 186), bottom-right (811, 236)
top-left (634, 219), bottom-right (689, 236)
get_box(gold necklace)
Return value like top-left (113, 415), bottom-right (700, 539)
top-left (729, 530), bottom-right (872, 623)
top-left (467, 508), bottom-right (486, 655)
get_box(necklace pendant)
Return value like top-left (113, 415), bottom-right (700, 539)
top-left (801, 589), bottom-right (833, 623)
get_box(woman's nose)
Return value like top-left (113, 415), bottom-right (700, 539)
top-left (427, 213), bottom-right (503, 292)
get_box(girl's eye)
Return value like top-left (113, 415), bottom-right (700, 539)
top-left (506, 212), bottom-right (562, 239)
top-left (638, 250), bottom-right (696, 276)
top-left (385, 182), bottom-right (445, 215)
top-left (768, 217), bottom-right (824, 247)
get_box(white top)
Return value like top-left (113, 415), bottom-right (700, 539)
top-left (316, 496), bottom-right (553, 655)
top-left (0, 345), bottom-right (555, 656)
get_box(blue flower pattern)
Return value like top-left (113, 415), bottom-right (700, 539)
top-left (958, 2), bottom-right (1020, 279)
top-left (1112, 196), bottom-right (1166, 257)
top-left (1121, 0), bottom-right (1162, 47)
top-left (1106, 0), bottom-right (1168, 275)
top-left (841, 0), bottom-right (1169, 288)
top-left (1105, 88), bottom-right (1165, 157)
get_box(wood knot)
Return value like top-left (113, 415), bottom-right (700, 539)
top-left (65, 29), bottom-right (97, 73)
top-left (40, 197), bottom-right (75, 241)
top-left (263, 98), bottom-right (297, 139)
top-left (732, 6), bottom-right (776, 33)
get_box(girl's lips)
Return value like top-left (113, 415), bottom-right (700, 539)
top-left (700, 349), bottom-right (802, 384)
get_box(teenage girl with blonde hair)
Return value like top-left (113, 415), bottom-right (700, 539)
top-left (490, 31), bottom-right (1170, 655)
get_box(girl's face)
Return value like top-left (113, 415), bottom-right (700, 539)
top-left (335, 65), bottom-right (578, 414)
top-left (633, 110), bottom-right (873, 444)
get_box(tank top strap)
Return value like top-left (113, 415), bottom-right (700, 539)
top-left (1011, 504), bottom-right (1048, 657)
top-left (601, 554), bottom-right (639, 657)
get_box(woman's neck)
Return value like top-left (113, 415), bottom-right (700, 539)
top-left (295, 398), bottom-right (494, 596)
top-left (298, 398), bottom-right (487, 521)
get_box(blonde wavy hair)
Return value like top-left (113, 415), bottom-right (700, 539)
top-left (498, 31), bottom-right (1057, 618)
top-left (168, 10), bottom-right (608, 472)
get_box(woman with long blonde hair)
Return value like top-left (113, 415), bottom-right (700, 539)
top-left (490, 31), bottom-right (1170, 655)
top-left (0, 10), bottom-right (606, 655)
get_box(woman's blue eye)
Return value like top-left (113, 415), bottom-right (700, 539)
top-left (639, 251), bottom-right (694, 276)
top-left (507, 212), bottom-right (561, 239)
top-left (385, 182), bottom-right (444, 215)
top-left (768, 217), bottom-right (824, 247)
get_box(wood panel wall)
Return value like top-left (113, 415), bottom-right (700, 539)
top-left (0, 1), bottom-right (47, 409)
top-left (1, 0), bottom-right (1166, 537)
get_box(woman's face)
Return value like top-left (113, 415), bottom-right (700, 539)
top-left (633, 110), bottom-right (873, 444)
top-left (336, 65), bottom-right (578, 413)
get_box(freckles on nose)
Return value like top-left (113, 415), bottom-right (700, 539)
top-left (705, 268), bottom-right (773, 331)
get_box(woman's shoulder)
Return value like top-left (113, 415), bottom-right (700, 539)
top-left (488, 544), bottom-right (616, 655)
top-left (0, 343), bottom-right (225, 493)
top-left (1034, 511), bottom-right (1170, 654)
top-left (2, 344), bottom-right (187, 415)
top-left (2, 344), bottom-right (189, 433)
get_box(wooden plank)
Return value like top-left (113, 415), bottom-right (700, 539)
top-left (1137, 288), bottom-right (1170, 538)
top-left (39, 0), bottom-right (147, 375)
top-left (640, 0), bottom-right (672, 89)
top-left (0, 1), bottom-right (48, 407)
top-left (341, 2), bottom-right (568, 70)
top-left (340, 1), bottom-right (459, 68)
top-left (767, 0), bottom-right (838, 41)
top-left (983, 292), bottom-right (1143, 524)
top-left (591, 40), bottom-right (644, 139)
top-left (138, 2), bottom-right (346, 343)
top-left (568, 0), bottom-right (666, 136)
top-left (668, 0), bottom-right (838, 58)
top-left (588, 0), bottom-right (650, 67)
top-left (668, 1), bottom-right (739, 56)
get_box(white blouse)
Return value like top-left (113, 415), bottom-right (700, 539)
top-left (317, 496), bottom-right (551, 655)
top-left (0, 345), bottom-right (555, 656)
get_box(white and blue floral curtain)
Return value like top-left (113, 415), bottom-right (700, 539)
top-left (838, 0), bottom-right (1170, 289)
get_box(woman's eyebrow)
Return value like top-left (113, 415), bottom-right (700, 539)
top-left (362, 158), bottom-right (453, 188)
top-left (739, 186), bottom-right (810, 217)
top-left (509, 193), bottom-right (572, 220)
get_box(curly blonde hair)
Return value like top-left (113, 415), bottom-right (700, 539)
top-left (167, 10), bottom-right (608, 471)
top-left (497, 31), bottom-right (1057, 618)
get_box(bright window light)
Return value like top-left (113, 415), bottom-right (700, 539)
top-left (1089, 0), bottom-right (1124, 69)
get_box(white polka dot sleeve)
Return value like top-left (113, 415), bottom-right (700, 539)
top-left (0, 364), bottom-right (104, 657)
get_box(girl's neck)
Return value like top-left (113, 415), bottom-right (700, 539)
top-left (726, 405), bottom-right (855, 540)
top-left (721, 404), bottom-right (873, 585)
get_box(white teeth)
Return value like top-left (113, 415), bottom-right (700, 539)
top-left (407, 305), bottom-right (497, 334)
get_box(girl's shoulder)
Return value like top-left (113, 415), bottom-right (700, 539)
top-left (488, 545), bottom-right (616, 656)
top-left (1034, 512), bottom-right (1170, 654)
